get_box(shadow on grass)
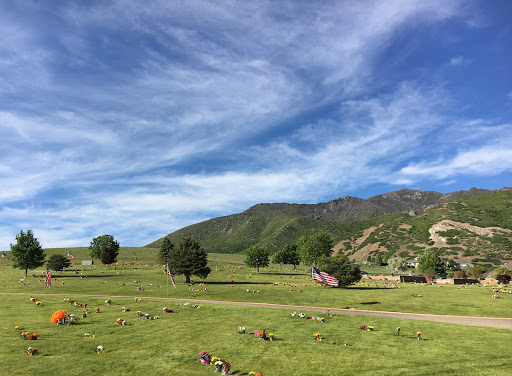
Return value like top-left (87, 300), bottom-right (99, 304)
top-left (360, 301), bottom-right (381, 305)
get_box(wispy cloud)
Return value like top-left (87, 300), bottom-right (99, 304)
top-left (0, 0), bottom-right (510, 248)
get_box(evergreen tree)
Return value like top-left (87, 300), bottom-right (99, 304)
top-left (47, 254), bottom-right (71, 271)
top-left (319, 254), bottom-right (361, 287)
top-left (158, 237), bottom-right (174, 265)
top-left (169, 236), bottom-right (210, 283)
top-left (10, 229), bottom-right (46, 277)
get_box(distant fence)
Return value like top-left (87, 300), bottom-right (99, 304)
top-left (453, 278), bottom-right (480, 285)
top-left (363, 274), bottom-right (510, 285)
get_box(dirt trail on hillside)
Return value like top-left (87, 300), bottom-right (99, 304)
top-left (2, 292), bottom-right (511, 330)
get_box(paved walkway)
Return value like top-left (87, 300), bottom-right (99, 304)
top-left (3, 292), bottom-right (511, 330)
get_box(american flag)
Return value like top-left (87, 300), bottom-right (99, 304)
top-left (45, 264), bottom-right (52, 288)
top-left (1, 252), bottom-right (9, 260)
top-left (312, 266), bottom-right (339, 287)
top-left (133, 252), bottom-right (137, 261)
top-left (67, 251), bottom-right (75, 259)
top-left (166, 264), bottom-right (176, 288)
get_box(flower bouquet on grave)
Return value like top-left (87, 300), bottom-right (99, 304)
top-left (359, 325), bottom-right (366, 331)
top-left (35, 301), bottom-right (42, 306)
top-left (258, 329), bottom-right (268, 340)
top-left (249, 373), bottom-right (263, 376)
top-left (367, 326), bottom-right (374, 332)
top-left (291, 311), bottom-right (296, 317)
top-left (15, 325), bottom-right (21, 330)
top-left (298, 313), bottom-right (305, 319)
top-left (268, 333), bottom-right (275, 341)
top-left (163, 307), bottom-right (173, 313)
top-left (117, 318), bottom-right (126, 326)
top-left (95, 307), bottom-right (100, 313)
top-left (222, 362), bottom-right (231, 375)
top-left (29, 297), bottom-right (36, 303)
top-left (237, 326), bottom-right (246, 334)
top-left (122, 307), bottom-right (130, 312)
top-left (200, 351), bottom-right (211, 364)
top-left (20, 332), bottom-right (29, 340)
top-left (214, 360), bottom-right (224, 372)
top-left (416, 331), bottom-right (421, 340)
top-left (27, 347), bottom-right (38, 356)
top-left (105, 299), bottom-right (112, 305)
top-left (314, 333), bottom-right (322, 341)
top-left (96, 345), bottom-right (104, 354)
top-left (317, 317), bottom-right (325, 323)
top-left (28, 333), bottom-right (39, 340)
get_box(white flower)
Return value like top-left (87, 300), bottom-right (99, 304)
top-left (97, 345), bottom-right (104, 351)
top-left (291, 311), bottom-right (296, 317)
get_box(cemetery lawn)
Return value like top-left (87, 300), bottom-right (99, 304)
top-left (1, 251), bottom-right (511, 375)
top-left (1, 294), bottom-right (511, 376)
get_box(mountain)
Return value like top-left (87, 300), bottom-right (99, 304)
top-left (147, 187), bottom-right (512, 266)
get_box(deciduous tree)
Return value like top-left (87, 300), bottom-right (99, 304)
top-left (297, 232), bottom-right (333, 266)
top-left (89, 235), bottom-right (120, 264)
top-left (387, 256), bottom-right (408, 272)
top-left (244, 246), bottom-right (270, 273)
top-left (418, 249), bottom-right (446, 277)
top-left (10, 229), bottom-right (46, 277)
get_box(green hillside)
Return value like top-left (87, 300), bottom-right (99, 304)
top-left (148, 190), bottom-right (512, 266)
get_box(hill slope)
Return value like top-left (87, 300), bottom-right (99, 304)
top-left (148, 188), bottom-right (511, 265)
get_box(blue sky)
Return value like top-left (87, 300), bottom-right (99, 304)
top-left (1, 0), bottom-right (511, 248)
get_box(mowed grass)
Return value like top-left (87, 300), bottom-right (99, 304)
top-left (1, 249), bottom-right (512, 375)
top-left (1, 294), bottom-right (512, 376)
top-left (1, 249), bottom-right (511, 318)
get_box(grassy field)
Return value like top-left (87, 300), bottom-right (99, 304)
top-left (1, 249), bottom-right (511, 375)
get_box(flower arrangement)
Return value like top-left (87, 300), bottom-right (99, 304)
top-left (14, 325), bottom-right (20, 330)
top-left (214, 360), bottom-right (224, 372)
top-left (134, 297), bottom-right (142, 302)
top-left (200, 351), bottom-right (212, 364)
top-left (29, 297), bottom-right (36, 303)
top-left (163, 307), bottom-right (173, 313)
top-left (359, 325), bottom-right (366, 330)
top-left (367, 326), bottom-right (374, 331)
top-left (122, 307), bottom-right (130, 312)
top-left (249, 373), bottom-right (263, 376)
top-left (257, 329), bottom-right (268, 340)
top-left (395, 327), bottom-right (400, 337)
top-left (95, 308), bottom-right (100, 313)
top-left (291, 311), bottom-right (296, 317)
top-left (416, 331), bottom-right (421, 340)
top-left (136, 311), bottom-right (142, 316)
top-left (237, 326), bottom-right (246, 334)
top-left (314, 333), bottom-right (322, 341)
top-left (298, 313), bottom-right (305, 319)
top-left (222, 362), bottom-right (230, 375)
top-left (82, 313), bottom-right (87, 318)
top-left (268, 333), bottom-right (275, 341)
top-left (28, 333), bottom-right (39, 340)
top-left (84, 333), bottom-right (90, 338)
top-left (27, 347), bottom-right (38, 356)
top-left (117, 318), bottom-right (126, 326)
top-left (316, 317), bottom-right (325, 323)
top-left (35, 301), bottom-right (42, 306)
top-left (20, 332), bottom-right (29, 340)
top-left (96, 345), bottom-right (104, 354)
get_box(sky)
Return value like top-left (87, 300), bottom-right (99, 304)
top-left (1, 0), bottom-right (511, 249)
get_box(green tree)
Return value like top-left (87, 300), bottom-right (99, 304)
top-left (169, 236), bottom-right (210, 283)
top-left (89, 235), bottom-right (120, 264)
top-left (10, 229), bottom-right (46, 277)
top-left (387, 256), bottom-right (408, 272)
top-left (493, 266), bottom-right (511, 284)
top-left (297, 232), bottom-right (333, 266)
top-left (47, 254), bottom-right (71, 271)
top-left (319, 254), bottom-right (361, 287)
top-left (158, 238), bottom-right (174, 265)
top-left (244, 246), bottom-right (270, 273)
top-left (281, 244), bottom-right (300, 270)
top-left (271, 251), bottom-right (284, 268)
top-left (374, 253), bottom-right (383, 266)
top-left (467, 265), bottom-right (486, 279)
top-left (418, 249), bottom-right (446, 277)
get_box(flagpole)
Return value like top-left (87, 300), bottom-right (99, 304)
top-left (312, 265), bottom-right (315, 306)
